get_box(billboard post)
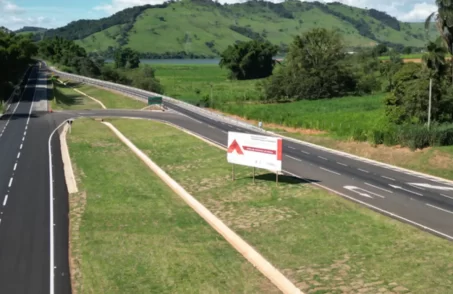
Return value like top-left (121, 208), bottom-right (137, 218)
top-left (227, 131), bottom-right (283, 184)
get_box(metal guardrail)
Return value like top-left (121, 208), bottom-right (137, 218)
top-left (47, 63), bottom-right (264, 133)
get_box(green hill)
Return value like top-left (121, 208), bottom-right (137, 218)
top-left (33, 0), bottom-right (439, 58)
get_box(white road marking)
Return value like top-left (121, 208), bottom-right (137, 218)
top-left (408, 183), bottom-right (453, 191)
top-left (318, 156), bottom-right (328, 160)
top-left (48, 119), bottom-right (73, 294)
top-left (441, 194), bottom-right (453, 200)
top-left (285, 155), bottom-right (302, 162)
top-left (426, 204), bottom-right (453, 215)
top-left (382, 175), bottom-right (395, 181)
top-left (364, 182), bottom-right (393, 193)
top-left (208, 125), bottom-right (215, 129)
top-left (8, 178), bottom-right (13, 188)
top-left (389, 184), bottom-right (423, 196)
top-left (301, 150), bottom-right (310, 155)
top-left (288, 146), bottom-right (295, 150)
top-left (337, 162), bottom-right (348, 166)
top-left (13, 163), bottom-right (17, 171)
top-left (20, 144), bottom-right (23, 149)
top-left (221, 130), bottom-right (227, 134)
top-left (3, 195), bottom-right (8, 206)
top-left (358, 168), bottom-right (369, 173)
top-left (320, 167), bottom-right (341, 175)
top-left (17, 152), bottom-right (20, 159)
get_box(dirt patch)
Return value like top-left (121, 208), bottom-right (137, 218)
top-left (206, 107), bottom-right (327, 135)
top-left (428, 150), bottom-right (453, 169)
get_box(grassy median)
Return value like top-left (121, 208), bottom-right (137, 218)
top-left (109, 118), bottom-right (453, 294)
top-left (52, 80), bottom-right (145, 110)
top-left (67, 118), bottom-right (276, 294)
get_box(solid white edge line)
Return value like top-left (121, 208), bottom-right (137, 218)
top-left (426, 204), bottom-right (453, 215)
top-left (48, 119), bottom-right (71, 294)
top-left (281, 170), bottom-right (453, 241)
top-left (320, 167), bottom-right (341, 175)
top-left (364, 182), bottom-right (393, 194)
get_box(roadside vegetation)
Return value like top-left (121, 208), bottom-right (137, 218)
top-left (51, 79), bottom-right (146, 110)
top-left (108, 118), bottom-right (453, 293)
top-left (0, 30), bottom-right (36, 105)
top-left (67, 118), bottom-right (274, 293)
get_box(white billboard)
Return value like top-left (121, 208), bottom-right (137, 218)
top-left (227, 132), bottom-right (282, 172)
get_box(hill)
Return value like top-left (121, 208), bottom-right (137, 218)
top-left (32, 0), bottom-right (439, 58)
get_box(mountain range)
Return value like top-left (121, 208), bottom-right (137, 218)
top-left (15, 0), bottom-right (439, 58)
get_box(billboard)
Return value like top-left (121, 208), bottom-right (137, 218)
top-left (227, 132), bottom-right (282, 172)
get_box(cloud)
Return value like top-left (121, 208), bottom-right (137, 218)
top-left (94, 0), bottom-right (164, 14)
top-left (0, 0), bottom-right (25, 14)
top-left (399, 2), bottom-right (437, 22)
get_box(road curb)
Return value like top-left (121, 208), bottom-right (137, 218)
top-left (102, 121), bottom-right (302, 294)
top-left (60, 123), bottom-right (78, 194)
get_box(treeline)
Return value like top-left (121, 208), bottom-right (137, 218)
top-left (92, 46), bottom-right (217, 59)
top-left (217, 28), bottom-right (453, 149)
top-left (0, 31), bottom-right (37, 102)
top-left (39, 37), bottom-right (162, 93)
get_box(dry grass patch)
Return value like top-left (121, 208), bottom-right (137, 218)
top-left (112, 118), bottom-right (453, 294)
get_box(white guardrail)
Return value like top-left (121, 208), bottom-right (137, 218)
top-left (47, 63), bottom-right (264, 133)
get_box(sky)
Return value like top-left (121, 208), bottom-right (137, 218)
top-left (0, 0), bottom-right (438, 31)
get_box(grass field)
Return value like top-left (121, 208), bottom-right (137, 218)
top-left (149, 63), bottom-right (386, 140)
top-left (52, 80), bottom-right (145, 110)
top-left (111, 118), bottom-right (453, 293)
top-left (67, 118), bottom-right (277, 293)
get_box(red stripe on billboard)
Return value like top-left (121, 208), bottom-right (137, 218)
top-left (243, 146), bottom-right (276, 155)
top-left (277, 139), bottom-right (282, 161)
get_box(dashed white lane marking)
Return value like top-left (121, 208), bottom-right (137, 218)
top-left (22, 137), bottom-right (25, 141)
top-left (3, 195), bottom-right (8, 206)
top-left (337, 162), bottom-right (348, 166)
top-left (285, 155), bottom-right (302, 162)
top-left (288, 146), bottom-right (295, 150)
top-left (8, 178), bottom-right (13, 188)
top-left (320, 167), bottom-right (341, 175)
top-left (364, 182), bottom-right (393, 194)
top-left (23, 131), bottom-right (27, 136)
top-left (358, 168), bottom-right (369, 173)
top-left (20, 143), bottom-right (23, 149)
top-left (318, 156), bottom-right (328, 160)
top-left (441, 194), bottom-right (453, 200)
top-left (208, 125), bottom-right (215, 129)
top-left (13, 163), bottom-right (17, 171)
top-left (221, 130), bottom-right (227, 134)
top-left (301, 150), bottom-right (310, 155)
top-left (389, 184), bottom-right (423, 196)
top-left (382, 175), bottom-right (395, 181)
top-left (17, 152), bottom-right (20, 159)
top-left (426, 204), bottom-right (453, 215)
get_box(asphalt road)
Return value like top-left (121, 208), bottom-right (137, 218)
top-left (0, 65), bottom-right (70, 294)
top-left (1, 62), bottom-right (453, 294)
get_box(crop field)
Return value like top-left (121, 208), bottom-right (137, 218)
top-left (148, 64), bottom-right (386, 140)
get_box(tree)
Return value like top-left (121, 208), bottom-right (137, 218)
top-left (114, 47), bottom-right (140, 69)
top-left (219, 40), bottom-right (278, 80)
top-left (421, 38), bottom-right (447, 77)
top-left (425, 0), bottom-right (453, 83)
top-left (261, 28), bottom-right (356, 101)
top-left (373, 43), bottom-right (388, 56)
top-left (379, 50), bottom-right (403, 91)
top-left (402, 46), bottom-right (412, 54)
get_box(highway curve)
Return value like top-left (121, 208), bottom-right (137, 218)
top-left (0, 63), bottom-right (452, 293)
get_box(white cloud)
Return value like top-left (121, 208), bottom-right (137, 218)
top-left (399, 2), bottom-right (437, 21)
top-left (0, 0), bottom-right (25, 14)
top-left (94, 0), bottom-right (164, 14)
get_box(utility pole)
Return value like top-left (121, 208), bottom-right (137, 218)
top-left (428, 78), bottom-right (432, 130)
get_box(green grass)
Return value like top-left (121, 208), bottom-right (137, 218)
top-left (53, 80), bottom-right (146, 110)
top-left (51, 81), bottom-right (103, 110)
top-left (67, 118), bottom-right (277, 293)
top-left (149, 63), bottom-right (385, 139)
top-left (111, 118), bottom-right (453, 293)
top-left (70, 1), bottom-right (431, 56)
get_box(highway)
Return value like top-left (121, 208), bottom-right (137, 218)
top-left (0, 62), bottom-right (452, 293)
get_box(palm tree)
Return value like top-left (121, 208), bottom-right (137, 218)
top-left (422, 38), bottom-right (447, 76)
top-left (425, 0), bottom-right (453, 83)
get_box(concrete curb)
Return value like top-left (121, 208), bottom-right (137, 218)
top-left (102, 121), bottom-right (302, 294)
top-left (60, 123), bottom-right (78, 194)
